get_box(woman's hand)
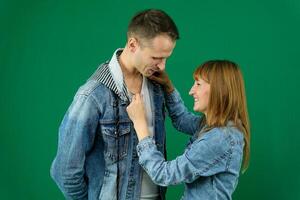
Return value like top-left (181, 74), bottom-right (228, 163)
top-left (126, 93), bottom-right (150, 141)
top-left (149, 70), bottom-right (174, 94)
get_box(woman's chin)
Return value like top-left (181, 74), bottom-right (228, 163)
top-left (193, 106), bottom-right (199, 112)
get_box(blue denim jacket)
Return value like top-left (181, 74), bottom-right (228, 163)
top-left (50, 50), bottom-right (167, 200)
top-left (136, 89), bottom-right (244, 200)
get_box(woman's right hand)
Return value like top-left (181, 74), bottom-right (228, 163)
top-left (149, 70), bottom-right (174, 94)
top-left (126, 93), bottom-right (150, 141)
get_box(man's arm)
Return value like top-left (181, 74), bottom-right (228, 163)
top-left (50, 94), bottom-right (100, 200)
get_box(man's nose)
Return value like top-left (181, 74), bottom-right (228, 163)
top-left (156, 59), bottom-right (166, 71)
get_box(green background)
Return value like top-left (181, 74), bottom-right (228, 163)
top-left (1, 0), bottom-right (300, 199)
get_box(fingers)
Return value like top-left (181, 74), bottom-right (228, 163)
top-left (148, 75), bottom-right (161, 82)
top-left (132, 94), bottom-right (137, 101)
top-left (148, 70), bottom-right (170, 86)
top-left (131, 93), bottom-right (143, 102)
top-left (126, 93), bottom-right (146, 122)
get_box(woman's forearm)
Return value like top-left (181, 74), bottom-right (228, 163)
top-left (134, 121), bottom-right (150, 141)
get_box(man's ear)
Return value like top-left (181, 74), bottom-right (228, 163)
top-left (127, 37), bottom-right (139, 53)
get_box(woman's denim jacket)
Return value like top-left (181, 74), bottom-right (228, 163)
top-left (136, 89), bottom-right (245, 200)
top-left (50, 50), bottom-right (167, 200)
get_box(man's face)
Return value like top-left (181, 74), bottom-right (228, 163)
top-left (133, 34), bottom-right (176, 77)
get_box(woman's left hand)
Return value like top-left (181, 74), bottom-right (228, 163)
top-left (126, 93), bottom-right (149, 140)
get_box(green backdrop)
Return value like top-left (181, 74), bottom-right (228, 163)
top-left (1, 0), bottom-right (300, 199)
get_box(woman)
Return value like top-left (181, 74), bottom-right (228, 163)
top-left (126, 60), bottom-right (250, 200)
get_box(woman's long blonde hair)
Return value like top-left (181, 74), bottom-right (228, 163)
top-left (194, 60), bottom-right (250, 173)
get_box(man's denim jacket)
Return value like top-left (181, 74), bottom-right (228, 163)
top-left (136, 89), bottom-right (245, 200)
top-left (50, 50), bottom-right (167, 200)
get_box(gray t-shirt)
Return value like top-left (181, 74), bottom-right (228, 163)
top-left (127, 77), bottom-right (159, 199)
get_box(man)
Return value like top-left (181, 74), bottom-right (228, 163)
top-left (50, 9), bottom-right (179, 200)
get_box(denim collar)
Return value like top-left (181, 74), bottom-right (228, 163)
top-left (108, 48), bottom-right (127, 99)
top-left (90, 48), bottom-right (129, 102)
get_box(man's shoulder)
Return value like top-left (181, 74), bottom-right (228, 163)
top-left (76, 79), bottom-right (107, 97)
top-left (76, 62), bottom-right (112, 97)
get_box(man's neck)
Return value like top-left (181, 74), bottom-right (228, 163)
top-left (119, 49), bottom-right (140, 78)
top-left (118, 48), bottom-right (143, 94)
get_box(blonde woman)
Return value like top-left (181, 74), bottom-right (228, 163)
top-left (126, 60), bottom-right (250, 200)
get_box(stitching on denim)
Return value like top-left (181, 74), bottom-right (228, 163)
top-left (199, 148), bottom-right (232, 175)
top-left (226, 134), bottom-right (235, 171)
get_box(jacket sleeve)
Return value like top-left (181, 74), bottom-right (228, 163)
top-left (50, 93), bottom-right (100, 200)
top-left (164, 89), bottom-right (203, 135)
top-left (136, 130), bottom-right (233, 186)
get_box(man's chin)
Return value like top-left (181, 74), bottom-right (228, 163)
top-left (144, 72), bottom-right (153, 77)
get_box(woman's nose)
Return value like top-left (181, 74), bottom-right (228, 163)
top-left (189, 85), bottom-right (194, 96)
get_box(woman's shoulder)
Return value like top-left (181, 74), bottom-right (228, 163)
top-left (199, 125), bottom-right (244, 147)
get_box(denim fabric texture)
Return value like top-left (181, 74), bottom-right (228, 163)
top-left (136, 89), bottom-right (244, 200)
top-left (50, 50), bottom-right (167, 200)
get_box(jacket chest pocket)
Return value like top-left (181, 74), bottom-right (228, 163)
top-left (101, 122), bottom-right (131, 163)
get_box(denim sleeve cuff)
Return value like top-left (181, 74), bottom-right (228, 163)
top-left (164, 88), bottom-right (182, 104)
top-left (136, 136), bottom-right (155, 156)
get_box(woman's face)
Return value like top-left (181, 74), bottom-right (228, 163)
top-left (189, 78), bottom-right (211, 115)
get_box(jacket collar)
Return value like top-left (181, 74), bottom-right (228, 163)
top-left (90, 49), bottom-right (129, 102)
